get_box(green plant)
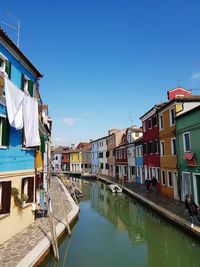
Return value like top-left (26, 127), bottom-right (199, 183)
top-left (11, 187), bottom-right (19, 198)
top-left (22, 194), bottom-right (29, 202)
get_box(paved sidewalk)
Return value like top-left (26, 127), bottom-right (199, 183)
top-left (99, 175), bottom-right (197, 226)
top-left (0, 177), bottom-right (73, 267)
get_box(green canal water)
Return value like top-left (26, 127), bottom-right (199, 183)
top-left (42, 179), bottom-right (200, 267)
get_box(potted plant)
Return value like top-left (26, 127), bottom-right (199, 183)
top-left (21, 194), bottom-right (29, 207)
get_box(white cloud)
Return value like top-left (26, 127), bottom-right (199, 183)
top-left (63, 117), bottom-right (76, 125)
top-left (191, 72), bottom-right (200, 80)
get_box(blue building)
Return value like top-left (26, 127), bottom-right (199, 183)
top-left (0, 28), bottom-right (43, 244)
top-left (135, 137), bottom-right (144, 184)
top-left (91, 139), bottom-right (100, 174)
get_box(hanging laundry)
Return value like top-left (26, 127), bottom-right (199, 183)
top-left (23, 94), bottom-right (41, 147)
top-left (5, 77), bottom-right (24, 129)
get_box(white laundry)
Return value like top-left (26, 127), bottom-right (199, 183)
top-left (5, 77), bottom-right (24, 129)
top-left (23, 94), bottom-right (40, 147)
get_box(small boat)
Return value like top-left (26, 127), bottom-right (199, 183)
top-left (108, 184), bottom-right (123, 193)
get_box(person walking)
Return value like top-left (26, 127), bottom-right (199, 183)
top-left (185, 194), bottom-right (200, 227)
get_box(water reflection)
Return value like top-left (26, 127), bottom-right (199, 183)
top-left (42, 179), bottom-right (200, 267)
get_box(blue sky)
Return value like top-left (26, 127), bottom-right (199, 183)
top-left (1, 0), bottom-right (200, 146)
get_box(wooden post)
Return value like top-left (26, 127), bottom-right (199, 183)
top-left (45, 193), bottom-right (59, 260)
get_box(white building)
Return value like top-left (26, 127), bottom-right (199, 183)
top-left (127, 127), bottom-right (143, 181)
top-left (98, 136), bottom-right (109, 176)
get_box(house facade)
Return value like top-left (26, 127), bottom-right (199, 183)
top-left (0, 28), bottom-right (43, 244)
top-left (61, 147), bottom-right (71, 172)
top-left (135, 137), bottom-right (144, 184)
top-left (127, 127), bottom-right (143, 181)
top-left (115, 133), bottom-right (128, 181)
top-left (176, 105), bottom-right (200, 204)
top-left (98, 136), bottom-right (109, 176)
top-left (140, 104), bottom-right (166, 192)
top-left (91, 139), bottom-right (100, 174)
top-left (81, 144), bottom-right (92, 174)
top-left (70, 150), bottom-right (82, 173)
top-left (107, 129), bottom-right (125, 178)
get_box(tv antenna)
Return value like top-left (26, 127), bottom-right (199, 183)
top-left (1, 12), bottom-right (20, 48)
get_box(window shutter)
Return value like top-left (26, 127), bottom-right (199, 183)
top-left (2, 181), bottom-right (11, 214)
top-left (28, 80), bottom-right (34, 96)
top-left (21, 73), bottom-right (25, 90)
top-left (28, 177), bottom-right (34, 203)
top-left (1, 117), bottom-right (9, 146)
top-left (21, 178), bottom-right (25, 196)
top-left (5, 60), bottom-right (11, 79)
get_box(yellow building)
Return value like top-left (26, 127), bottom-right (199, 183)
top-left (70, 150), bottom-right (82, 173)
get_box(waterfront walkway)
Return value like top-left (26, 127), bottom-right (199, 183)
top-left (98, 175), bottom-right (200, 237)
top-left (0, 176), bottom-right (75, 267)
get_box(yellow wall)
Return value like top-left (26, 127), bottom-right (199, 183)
top-left (35, 151), bottom-right (43, 170)
top-left (70, 152), bottom-right (82, 163)
top-left (0, 170), bottom-right (35, 244)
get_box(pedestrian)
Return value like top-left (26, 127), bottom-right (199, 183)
top-left (151, 176), bottom-right (157, 192)
top-left (144, 177), bottom-right (151, 192)
top-left (185, 194), bottom-right (200, 227)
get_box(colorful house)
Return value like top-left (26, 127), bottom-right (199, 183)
top-left (135, 137), bottom-right (144, 184)
top-left (98, 135), bottom-right (109, 176)
top-left (91, 138), bottom-right (100, 174)
top-left (127, 127), bottom-right (143, 181)
top-left (158, 88), bottom-right (200, 199)
top-left (70, 149), bottom-right (82, 173)
top-left (140, 103), bottom-right (167, 192)
top-left (81, 143), bottom-right (92, 174)
top-left (0, 28), bottom-right (43, 244)
top-left (107, 128), bottom-right (125, 178)
top-left (176, 105), bottom-right (200, 204)
top-left (115, 133), bottom-right (128, 181)
top-left (61, 147), bottom-right (71, 172)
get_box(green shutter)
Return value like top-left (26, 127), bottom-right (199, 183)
top-left (2, 117), bottom-right (9, 146)
top-left (28, 80), bottom-right (34, 96)
top-left (41, 136), bottom-right (45, 153)
top-left (21, 73), bottom-right (25, 91)
top-left (5, 60), bottom-right (11, 79)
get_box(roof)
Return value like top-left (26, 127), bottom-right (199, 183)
top-left (176, 104), bottom-right (200, 119)
top-left (158, 95), bottom-right (200, 113)
top-left (90, 135), bottom-right (109, 143)
top-left (139, 103), bottom-right (167, 120)
top-left (0, 28), bottom-right (43, 78)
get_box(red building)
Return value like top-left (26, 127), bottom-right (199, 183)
top-left (115, 133), bottom-right (128, 181)
top-left (61, 147), bottom-right (71, 172)
top-left (140, 103), bottom-right (167, 192)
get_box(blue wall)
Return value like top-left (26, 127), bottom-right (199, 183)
top-left (135, 144), bottom-right (143, 184)
top-left (0, 42), bottom-right (36, 172)
top-left (91, 142), bottom-right (99, 173)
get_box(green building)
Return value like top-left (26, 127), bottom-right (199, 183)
top-left (176, 105), bottom-right (200, 204)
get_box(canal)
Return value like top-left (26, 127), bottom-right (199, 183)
top-left (42, 179), bottom-right (200, 267)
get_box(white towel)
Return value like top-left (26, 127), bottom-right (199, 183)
top-left (5, 77), bottom-right (24, 129)
top-left (23, 94), bottom-right (41, 147)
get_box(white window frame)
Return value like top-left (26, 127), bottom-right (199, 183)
top-left (161, 170), bottom-right (166, 185)
top-left (183, 132), bottom-right (191, 152)
top-left (167, 171), bottom-right (173, 187)
top-left (156, 167), bottom-right (160, 182)
top-left (169, 107), bottom-right (175, 126)
top-left (154, 139), bottom-right (159, 154)
top-left (171, 138), bottom-right (176, 155)
top-left (159, 114), bottom-right (164, 130)
top-left (0, 52), bottom-right (7, 72)
top-left (160, 141), bottom-right (165, 156)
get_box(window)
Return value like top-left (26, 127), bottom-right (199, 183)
top-left (137, 166), bottom-right (140, 176)
top-left (135, 132), bottom-right (139, 137)
top-left (159, 115), bottom-right (164, 130)
top-left (153, 115), bottom-right (157, 127)
top-left (131, 166), bottom-right (135, 175)
top-left (168, 171), bottom-right (172, 187)
top-left (124, 166), bottom-right (127, 175)
top-left (148, 142), bottom-right (153, 154)
top-left (154, 140), bottom-right (159, 154)
top-left (100, 163), bottom-right (103, 169)
top-left (148, 118), bottom-right (152, 129)
top-left (140, 146), bottom-right (143, 156)
top-left (143, 143), bottom-right (147, 154)
top-left (106, 151), bottom-right (109, 158)
top-left (116, 166), bottom-right (119, 174)
top-left (5, 60), bottom-right (11, 79)
top-left (136, 146), bottom-right (139, 157)
top-left (21, 177), bottom-right (34, 203)
top-left (128, 134), bottom-right (132, 143)
top-left (116, 150), bottom-right (118, 159)
top-left (0, 53), bottom-right (7, 72)
top-left (113, 150), bottom-right (115, 156)
top-left (171, 138), bottom-right (176, 155)
top-left (55, 156), bottom-right (58, 160)
top-left (169, 107), bottom-right (175, 126)
top-left (0, 181), bottom-right (11, 215)
top-left (124, 149), bottom-right (127, 159)
top-left (183, 132), bottom-right (191, 152)
top-left (0, 116), bottom-right (9, 147)
top-left (160, 141), bottom-right (165, 156)
top-left (143, 122), bottom-right (146, 132)
top-left (99, 152), bottom-right (103, 158)
top-left (106, 163), bottom-right (109, 170)
top-left (161, 170), bottom-right (166, 185)
top-left (156, 168), bottom-right (160, 182)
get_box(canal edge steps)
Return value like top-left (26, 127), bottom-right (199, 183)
top-left (98, 176), bottom-right (200, 240)
top-left (16, 177), bottom-right (79, 267)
